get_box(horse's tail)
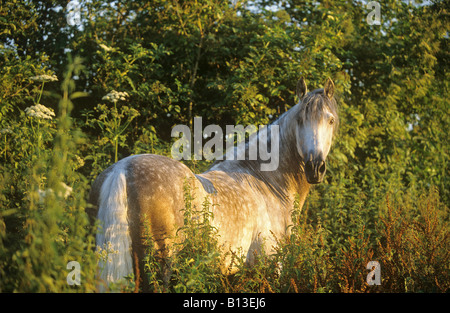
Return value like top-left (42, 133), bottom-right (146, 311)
top-left (96, 161), bottom-right (133, 291)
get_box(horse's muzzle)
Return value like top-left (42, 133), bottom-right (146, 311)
top-left (304, 158), bottom-right (326, 184)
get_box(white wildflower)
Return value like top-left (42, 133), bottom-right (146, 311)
top-left (25, 104), bottom-right (56, 120)
top-left (0, 127), bottom-right (12, 134)
top-left (99, 43), bottom-right (114, 52)
top-left (60, 182), bottom-right (73, 199)
top-left (29, 74), bottom-right (58, 83)
top-left (38, 189), bottom-right (47, 203)
top-left (102, 90), bottom-right (129, 103)
top-left (37, 182), bottom-right (73, 203)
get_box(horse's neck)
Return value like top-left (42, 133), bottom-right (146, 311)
top-left (255, 105), bottom-right (310, 199)
top-left (209, 107), bottom-right (310, 205)
top-left (210, 158), bottom-right (309, 209)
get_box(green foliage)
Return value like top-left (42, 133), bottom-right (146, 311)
top-left (170, 179), bottom-right (224, 293)
top-left (142, 185), bottom-right (448, 293)
top-left (0, 56), bottom-right (97, 292)
top-left (83, 90), bottom-right (139, 163)
top-left (0, 0), bottom-right (448, 292)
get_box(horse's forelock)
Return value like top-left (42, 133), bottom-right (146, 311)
top-left (299, 89), bottom-right (339, 133)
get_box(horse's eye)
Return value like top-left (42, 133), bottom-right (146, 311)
top-left (329, 117), bottom-right (335, 125)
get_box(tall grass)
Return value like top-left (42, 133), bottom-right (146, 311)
top-left (142, 183), bottom-right (449, 293)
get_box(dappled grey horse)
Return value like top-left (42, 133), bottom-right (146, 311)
top-left (88, 77), bottom-right (339, 291)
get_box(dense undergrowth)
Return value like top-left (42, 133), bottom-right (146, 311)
top-left (1, 0), bottom-right (448, 293)
top-left (139, 183), bottom-right (449, 293)
top-left (0, 58), bottom-right (448, 292)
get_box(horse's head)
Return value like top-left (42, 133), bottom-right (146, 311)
top-left (294, 77), bottom-right (339, 184)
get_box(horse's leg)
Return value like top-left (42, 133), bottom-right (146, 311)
top-left (126, 155), bottom-right (200, 292)
top-left (127, 182), bottom-right (180, 292)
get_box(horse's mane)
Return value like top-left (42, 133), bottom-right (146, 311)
top-left (208, 88), bottom-right (338, 170)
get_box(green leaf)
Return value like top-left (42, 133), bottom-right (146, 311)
top-left (69, 91), bottom-right (89, 100)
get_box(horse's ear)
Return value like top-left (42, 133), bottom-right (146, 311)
top-left (324, 78), bottom-right (335, 99)
top-left (296, 77), bottom-right (308, 100)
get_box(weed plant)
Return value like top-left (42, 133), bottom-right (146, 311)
top-left (142, 183), bottom-right (449, 293)
top-left (0, 57), bottom-right (98, 292)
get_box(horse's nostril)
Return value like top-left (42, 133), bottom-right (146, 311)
top-left (319, 161), bottom-right (326, 174)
